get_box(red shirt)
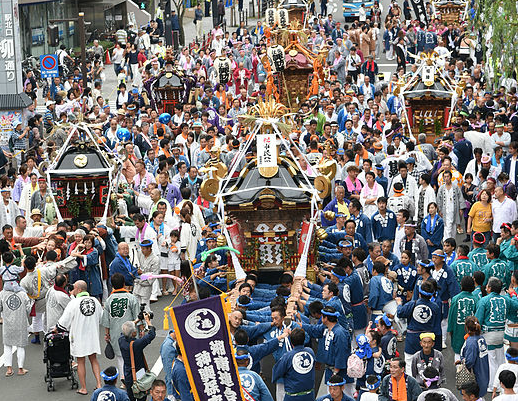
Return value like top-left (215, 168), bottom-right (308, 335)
top-left (137, 52), bottom-right (147, 67)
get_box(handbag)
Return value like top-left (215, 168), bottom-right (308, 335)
top-left (130, 341), bottom-right (157, 399)
top-left (104, 341), bottom-right (115, 360)
top-left (455, 360), bottom-right (476, 389)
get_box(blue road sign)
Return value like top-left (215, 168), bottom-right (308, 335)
top-left (40, 54), bottom-right (59, 78)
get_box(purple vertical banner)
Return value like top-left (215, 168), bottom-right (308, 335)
top-left (171, 294), bottom-right (245, 401)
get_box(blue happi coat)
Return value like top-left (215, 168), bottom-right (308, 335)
top-left (301, 322), bottom-right (352, 383)
top-left (371, 210), bottom-right (397, 242)
top-left (272, 345), bottom-right (316, 401)
top-left (460, 335), bottom-right (489, 398)
top-left (342, 270), bottom-right (367, 330)
top-left (397, 298), bottom-right (441, 355)
top-left (239, 367), bottom-right (274, 401)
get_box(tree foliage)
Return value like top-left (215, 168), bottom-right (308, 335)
top-left (471, 0), bottom-right (518, 82)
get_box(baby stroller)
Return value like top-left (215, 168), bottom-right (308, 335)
top-left (43, 331), bottom-right (78, 391)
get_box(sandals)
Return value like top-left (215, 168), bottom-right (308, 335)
top-left (5, 370), bottom-right (13, 377)
top-left (17, 369), bottom-right (28, 376)
top-left (76, 390), bottom-right (88, 396)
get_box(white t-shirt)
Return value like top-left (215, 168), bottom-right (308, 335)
top-left (493, 394), bottom-right (518, 401)
top-left (492, 363), bottom-right (518, 394)
top-left (359, 393), bottom-right (379, 401)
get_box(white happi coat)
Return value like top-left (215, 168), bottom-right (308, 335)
top-left (45, 286), bottom-right (71, 332)
top-left (0, 198), bottom-right (20, 228)
top-left (20, 256), bottom-right (77, 313)
top-left (58, 295), bottom-right (102, 357)
top-left (0, 289), bottom-right (31, 347)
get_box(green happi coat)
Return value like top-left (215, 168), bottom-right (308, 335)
top-left (447, 291), bottom-right (478, 354)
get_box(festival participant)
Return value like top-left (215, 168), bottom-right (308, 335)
top-left (396, 280), bottom-right (440, 373)
top-left (397, 221), bottom-right (428, 265)
top-left (236, 349), bottom-right (274, 401)
top-left (420, 202), bottom-right (444, 255)
top-left (369, 261), bottom-right (395, 324)
top-left (57, 280), bottom-right (103, 395)
top-left (0, 274), bottom-right (31, 376)
top-left (430, 249), bottom-right (460, 349)
top-left (102, 273), bottom-right (140, 381)
top-left (410, 333), bottom-right (445, 389)
top-left (475, 277), bottom-right (518, 392)
top-left (378, 358), bottom-right (422, 401)
top-left (371, 197), bottom-right (398, 242)
top-left (492, 370), bottom-right (518, 401)
top-left (132, 239), bottom-right (160, 310)
top-left (45, 273), bottom-right (71, 332)
top-left (415, 366), bottom-right (457, 401)
top-left (481, 243), bottom-right (511, 288)
top-left (109, 242), bottom-right (140, 287)
top-left (447, 276), bottom-right (478, 360)
top-left (171, 345), bottom-right (194, 401)
top-left (437, 170), bottom-right (465, 241)
top-left (468, 232), bottom-right (489, 270)
top-left (457, 316), bottom-right (490, 397)
top-left (302, 306), bottom-right (354, 397)
top-left (272, 328), bottom-right (316, 401)
top-left (348, 199), bottom-right (373, 244)
top-left (91, 367), bottom-right (130, 401)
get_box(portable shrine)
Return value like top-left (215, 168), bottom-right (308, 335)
top-left (200, 98), bottom-right (334, 283)
top-left (46, 123), bottom-right (120, 221)
top-left (395, 50), bottom-right (463, 143)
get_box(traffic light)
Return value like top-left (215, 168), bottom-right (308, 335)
top-left (47, 25), bottom-right (59, 47)
top-left (140, 0), bottom-right (149, 10)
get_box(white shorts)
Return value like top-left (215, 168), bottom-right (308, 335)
top-left (168, 262), bottom-right (180, 272)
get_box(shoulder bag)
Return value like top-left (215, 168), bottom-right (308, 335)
top-left (130, 341), bottom-right (157, 398)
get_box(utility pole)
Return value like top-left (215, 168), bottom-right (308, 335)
top-left (49, 12), bottom-right (88, 83)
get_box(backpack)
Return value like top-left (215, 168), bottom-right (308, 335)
top-left (347, 353), bottom-right (366, 378)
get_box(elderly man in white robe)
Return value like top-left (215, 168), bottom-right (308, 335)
top-left (57, 280), bottom-right (103, 395)
top-left (0, 187), bottom-right (20, 228)
top-left (20, 252), bottom-right (77, 343)
top-left (133, 239), bottom-right (160, 311)
top-left (0, 281), bottom-right (31, 376)
top-left (45, 273), bottom-right (71, 332)
top-left (102, 272), bottom-right (140, 382)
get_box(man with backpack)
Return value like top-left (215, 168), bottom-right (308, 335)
top-left (302, 306), bottom-right (355, 397)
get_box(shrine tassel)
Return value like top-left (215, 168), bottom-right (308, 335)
top-left (163, 310), bottom-right (169, 331)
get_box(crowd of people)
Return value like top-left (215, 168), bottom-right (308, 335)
top-left (4, 0), bottom-right (518, 401)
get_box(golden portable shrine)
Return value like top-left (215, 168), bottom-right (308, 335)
top-left (433, 0), bottom-right (467, 24)
top-left (395, 50), bottom-right (467, 143)
top-left (198, 98), bottom-right (334, 284)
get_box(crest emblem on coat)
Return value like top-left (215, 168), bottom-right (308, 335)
top-left (292, 351), bottom-right (314, 374)
top-left (412, 304), bottom-right (432, 324)
top-left (80, 298), bottom-right (96, 316)
top-left (6, 293), bottom-right (21, 310)
top-left (240, 373), bottom-right (256, 392)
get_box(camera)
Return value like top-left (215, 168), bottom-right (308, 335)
top-left (138, 303), bottom-right (153, 321)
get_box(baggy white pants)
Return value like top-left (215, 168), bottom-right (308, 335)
top-left (3, 345), bottom-right (25, 368)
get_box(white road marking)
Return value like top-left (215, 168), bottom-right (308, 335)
top-left (151, 356), bottom-right (163, 376)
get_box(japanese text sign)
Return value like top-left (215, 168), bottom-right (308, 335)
top-left (0, 0), bottom-right (22, 94)
top-left (171, 295), bottom-right (245, 401)
top-left (257, 134), bottom-right (277, 168)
